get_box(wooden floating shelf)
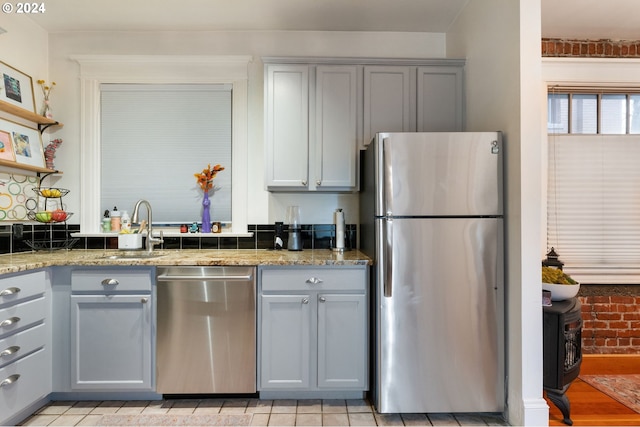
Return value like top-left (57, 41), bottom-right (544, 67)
top-left (0, 99), bottom-right (63, 128)
top-left (0, 159), bottom-right (62, 175)
top-left (0, 99), bottom-right (64, 176)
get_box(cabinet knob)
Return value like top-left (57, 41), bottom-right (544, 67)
top-left (316, 180), bottom-right (322, 186)
top-left (0, 317), bottom-right (20, 328)
top-left (101, 278), bottom-right (119, 286)
top-left (0, 287), bottom-right (20, 297)
top-left (0, 346), bottom-right (20, 358)
top-left (305, 277), bottom-right (323, 285)
top-left (0, 374), bottom-right (20, 388)
top-left (141, 297), bottom-right (148, 304)
top-left (301, 180), bottom-right (307, 186)
top-left (319, 296), bottom-right (326, 303)
top-left (302, 298), bottom-right (309, 304)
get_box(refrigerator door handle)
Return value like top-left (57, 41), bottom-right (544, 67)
top-left (383, 218), bottom-right (393, 297)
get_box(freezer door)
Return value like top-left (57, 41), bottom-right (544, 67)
top-left (375, 217), bottom-right (504, 413)
top-left (377, 132), bottom-right (502, 217)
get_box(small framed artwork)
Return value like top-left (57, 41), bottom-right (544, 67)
top-left (0, 61), bottom-right (36, 113)
top-left (0, 130), bottom-right (16, 162)
top-left (0, 118), bottom-right (44, 168)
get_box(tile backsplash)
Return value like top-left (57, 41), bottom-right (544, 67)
top-left (0, 223), bottom-right (357, 255)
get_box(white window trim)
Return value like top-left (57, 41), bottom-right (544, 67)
top-left (72, 55), bottom-right (252, 234)
top-left (542, 57), bottom-right (640, 283)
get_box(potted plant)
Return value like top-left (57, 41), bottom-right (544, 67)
top-left (542, 266), bottom-right (580, 301)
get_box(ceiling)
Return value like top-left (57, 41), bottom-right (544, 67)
top-left (22, 0), bottom-right (640, 40)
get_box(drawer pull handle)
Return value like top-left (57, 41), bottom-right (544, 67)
top-left (302, 298), bottom-right (309, 304)
top-left (0, 374), bottom-right (20, 388)
top-left (0, 317), bottom-right (20, 328)
top-left (306, 277), bottom-right (323, 285)
top-left (0, 346), bottom-right (20, 357)
top-left (319, 296), bottom-right (326, 303)
top-left (141, 297), bottom-right (148, 304)
top-left (101, 278), bottom-right (120, 286)
top-left (0, 287), bottom-right (20, 296)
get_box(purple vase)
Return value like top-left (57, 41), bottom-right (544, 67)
top-left (201, 192), bottom-right (211, 233)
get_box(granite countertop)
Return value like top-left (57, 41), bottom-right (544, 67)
top-left (0, 249), bottom-right (372, 276)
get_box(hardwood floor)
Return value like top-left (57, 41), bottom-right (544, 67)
top-left (547, 354), bottom-right (640, 426)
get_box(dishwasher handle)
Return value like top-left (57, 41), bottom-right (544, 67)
top-left (157, 274), bottom-right (253, 282)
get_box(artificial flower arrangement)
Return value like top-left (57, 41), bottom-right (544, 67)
top-left (194, 163), bottom-right (225, 233)
top-left (37, 79), bottom-right (56, 118)
top-left (194, 163), bottom-right (225, 192)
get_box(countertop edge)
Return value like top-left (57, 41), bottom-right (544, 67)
top-left (0, 249), bottom-right (372, 276)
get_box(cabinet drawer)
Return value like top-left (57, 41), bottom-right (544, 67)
top-left (261, 267), bottom-right (366, 292)
top-left (0, 323), bottom-right (46, 368)
top-left (0, 297), bottom-right (46, 339)
top-left (0, 270), bottom-right (46, 308)
top-left (0, 348), bottom-right (50, 425)
top-left (72, 268), bottom-right (153, 293)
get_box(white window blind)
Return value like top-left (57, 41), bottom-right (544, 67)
top-left (548, 134), bottom-right (640, 283)
top-left (100, 84), bottom-right (232, 224)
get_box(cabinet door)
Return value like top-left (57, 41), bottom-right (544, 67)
top-left (70, 295), bottom-right (152, 390)
top-left (260, 294), bottom-right (311, 389)
top-left (363, 66), bottom-right (413, 147)
top-left (317, 293), bottom-right (367, 389)
top-left (265, 64), bottom-right (309, 189)
top-left (417, 66), bottom-right (464, 132)
top-left (313, 65), bottom-right (358, 190)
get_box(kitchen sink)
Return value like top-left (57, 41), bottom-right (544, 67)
top-left (101, 251), bottom-right (168, 260)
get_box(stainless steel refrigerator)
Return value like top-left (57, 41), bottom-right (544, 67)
top-left (359, 132), bottom-right (505, 413)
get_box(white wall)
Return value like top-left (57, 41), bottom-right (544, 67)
top-left (0, 16), bottom-right (49, 120)
top-left (447, 1), bottom-right (547, 425)
top-left (43, 30), bottom-right (446, 227)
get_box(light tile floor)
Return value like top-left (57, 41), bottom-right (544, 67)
top-left (19, 398), bottom-right (509, 426)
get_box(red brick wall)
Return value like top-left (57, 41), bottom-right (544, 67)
top-left (542, 38), bottom-right (640, 58)
top-left (579, 295), bottom-right (640, 354)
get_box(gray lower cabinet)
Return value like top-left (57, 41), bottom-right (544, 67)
top-left (0, 270), bottom-right (51, 426)
top-left (259, 266), bottom-right (368, 396)
top-left (70, 267), bottom-right (153, 391)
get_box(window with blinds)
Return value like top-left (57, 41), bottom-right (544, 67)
top-left (547, 90), bottom-right (640, 284)
top-left (100, 84), bottom-right (232, 224)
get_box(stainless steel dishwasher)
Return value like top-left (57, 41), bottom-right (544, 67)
top-left (156, 266), bottom-right (256, 394)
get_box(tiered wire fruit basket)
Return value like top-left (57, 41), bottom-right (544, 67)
top-left (26, 187), bottom-right (78, 250)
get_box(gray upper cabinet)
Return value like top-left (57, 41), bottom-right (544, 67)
top-left (264, 57), bottom-right (465, 191)
top-left (363, 65), bottom-right (413, 146)
top-left (265, 62), bottom-right (359, 191)
top-left (265, 64), bottom-right (310, 190)
top-left (363, 61), bottom-right (465, 147)
top-left (417, 66), bottom-right (464, 132)
top-left (313, 65), bottom-right (359, 190)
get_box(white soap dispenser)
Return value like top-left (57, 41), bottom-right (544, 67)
top-left (121, 210), bottom-right (131, 231)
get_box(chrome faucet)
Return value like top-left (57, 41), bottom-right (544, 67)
top-left (132, 199), bottom-right (163, 253)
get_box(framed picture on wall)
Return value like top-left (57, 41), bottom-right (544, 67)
top-left (0, 118), bottom-right (44, 168)
top-left (0, 61), bottom-right (36, 113)
top-left (0, 130), bottom-right (16, 162)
